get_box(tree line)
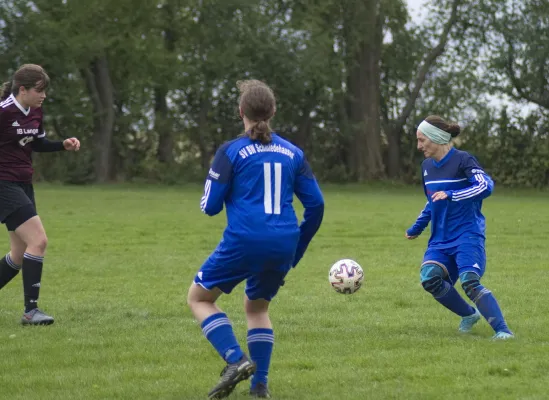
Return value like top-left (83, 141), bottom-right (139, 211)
top-left (1, 0), bottom-right (548, 186)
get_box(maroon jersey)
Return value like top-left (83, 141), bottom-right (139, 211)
top-left (0, 94), bottom-right (46, 183)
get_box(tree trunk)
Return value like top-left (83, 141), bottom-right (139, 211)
top-left (82, 55), bottom-right (115, 183)
top-left (156, 3), bottom-right (177, 163)
top-left (345, 0), bottom-right (384, 181)
top-left (387, 125), bottom-right (401, 178)
top-left (347, 66), bottom-right (366, 181)
top-left (198, 96), bottom-right (211, 172)
top-left (155, 85), bottom-right (173, 163)
top-left (362, 3), bottom-right (384, 180)
top-left (294, 106), bottom-right (314, 152)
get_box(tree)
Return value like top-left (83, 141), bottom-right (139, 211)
top-left (382, 0), bottom-right (462, 178)
top-left (481, 0), bottom-right (549, 110)
top-left (154, 0), bottom-right (184, 164)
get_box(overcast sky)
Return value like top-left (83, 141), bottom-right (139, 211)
top-left (405, 0), bottom-right (535, 114)
top-left (406, 0), bottom-right (426, 21)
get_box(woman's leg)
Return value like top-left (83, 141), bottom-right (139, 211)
top-left (187, 282), bottom-right (254, 398)
top-left (245, 297), bottom-right (273, 397)
top-left (457, 243), bottom-right (513, 339)
top-left (13, 215), bottom-right (48, 315)
top-left (0, 232), bottom-right (26, 290)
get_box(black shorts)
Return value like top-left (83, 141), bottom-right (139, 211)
top-left (0, 180), bottom-right (37, 231)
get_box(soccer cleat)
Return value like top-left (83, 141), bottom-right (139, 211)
top-left (250, 382), bottom-right (271, 398)
top-left (21, 308), bottom-right (55, 326)
top-left (208, 354), bottom-right (256, 399)
top-left (458, 308), bottom-right (481, 333)
top-left (492, 331), bottom-right (515, 341)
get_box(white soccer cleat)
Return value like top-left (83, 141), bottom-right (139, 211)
top-left (21, 308), bottom-right (55, 326)
top-left (458, 308), bottom-right (481, 333)
top-left (492, 331), bottom-right (515, 341)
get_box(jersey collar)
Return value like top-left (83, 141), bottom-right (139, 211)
top-left (433, 147), bottom-right (456, 168)
top-left (9, 94), bottom-right (31, 116)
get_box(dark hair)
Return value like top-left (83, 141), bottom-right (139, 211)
top-left (237, 79), bottom-right (276, 144)
top-left (1, 64), bottom-right (50, 100)
top-left (425, 115), bottom-right (461, 138)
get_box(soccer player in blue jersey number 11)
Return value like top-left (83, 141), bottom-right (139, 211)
top-left (406, 115), bottom-right (514, 341)
top-left (187, 80), bottom-right (324, 399)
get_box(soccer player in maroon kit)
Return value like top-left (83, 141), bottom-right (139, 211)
top-left (0, 64), bottom-right (80, 325)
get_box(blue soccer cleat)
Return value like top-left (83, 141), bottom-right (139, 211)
top-left (492, 331), bottom-right (515, 341)
top-left (458, 308), bottom-right (481, 333)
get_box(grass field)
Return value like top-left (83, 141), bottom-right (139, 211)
top-left (0, 183), bottom-right (548, 400)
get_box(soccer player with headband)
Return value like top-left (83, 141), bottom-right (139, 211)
top-left (405, 115), bottom-right (514, 340)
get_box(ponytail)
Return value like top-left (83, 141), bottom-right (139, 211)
top-left (1, 80), bottom-right (12, 100)
top-left (249, 120), bottom-right (272, 144)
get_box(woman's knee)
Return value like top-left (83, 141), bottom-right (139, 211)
top-left (420, 263), bottom-right (448, 297)
top-left (13, 216), bottom-right (48, 254)
top-left (33, 234), bottom-right (48, 253)
top-left (187, 283), bottom-right (220, 309)
top-left (23, 234), bottom-right (48, 255)
top-left (245, 297), bottom-right (270, 316)
top-left (460, 272), bottom-right (487, 302)
top-left (186, 283), bottom-right (199, 309)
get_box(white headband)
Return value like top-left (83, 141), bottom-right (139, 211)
top-left (418, 120), bottom-right (452, 144)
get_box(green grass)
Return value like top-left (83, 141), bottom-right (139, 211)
top-left (1, 183), bottom-right (548, 400)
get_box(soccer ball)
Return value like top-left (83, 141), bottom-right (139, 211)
top-left (328, 259), bottom-right (364, 294)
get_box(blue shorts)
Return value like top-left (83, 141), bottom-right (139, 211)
top-left (422, 243), bottom-right (486, 284)
top-left (194, 239), bottom-right (297, 301)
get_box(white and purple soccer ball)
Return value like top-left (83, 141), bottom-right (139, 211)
top-left (328, 259), bottom-right (364, 294)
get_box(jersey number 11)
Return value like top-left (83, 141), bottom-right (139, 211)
top-left (263, 162), bottom-right (281, 215)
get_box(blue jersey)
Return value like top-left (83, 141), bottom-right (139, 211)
top-left (200, 133), bottom-right (324, 265)
top-left (407, 148), bottom-right (494, 249)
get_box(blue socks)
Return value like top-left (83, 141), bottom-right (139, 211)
top-left (201, 313), bottom-right (244, 363)
top-left (200, 313), bottom-right (276, 387)
top-left (473, 289), bottom-right (511, 334)
top-left (248, 328), bottom-right (274, 388)
top-left (434, 281), bottom-right (477, 317)
top-left (461, 273), bottom-right (512, 334)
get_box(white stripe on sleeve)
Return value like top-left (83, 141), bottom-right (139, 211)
top-left (200, 179), bottom-right (212, 212)
top-left (452, 174), bottom-right (487, 201)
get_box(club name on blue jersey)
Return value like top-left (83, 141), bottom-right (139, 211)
top-left (200, 133), bottom-right (324, 249)
top-left (238, 143), bottom-right (295, 160)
